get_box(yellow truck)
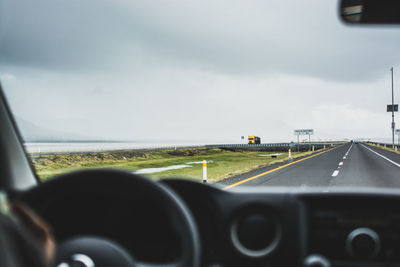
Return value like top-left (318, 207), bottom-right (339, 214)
top-left (248, 135), bottom-right (261, 144)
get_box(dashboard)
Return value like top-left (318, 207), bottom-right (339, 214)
top-left (163, 179), bottom-right (400, 267)
top-left (20, 174), bottom-right (400, 267)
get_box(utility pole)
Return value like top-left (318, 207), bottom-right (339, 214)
top-left (391, 67), bottom-right (395, 150)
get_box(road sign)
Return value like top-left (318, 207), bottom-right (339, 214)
top-left (387, 104), bottom-right (398, 112)
top-left (294, 129), bottom-right (314, 135)
top-left (396, 129), bottom-right (400, 135)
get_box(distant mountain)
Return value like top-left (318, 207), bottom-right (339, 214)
top-left (14, 116), bottom-right (95, 142)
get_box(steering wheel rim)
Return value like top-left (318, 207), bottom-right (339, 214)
top-left (20, 169), bottom-right (201, 267)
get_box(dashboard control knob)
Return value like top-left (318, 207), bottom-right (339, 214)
top-left (304, 254), bottom-right (331, 267)
top-left (346, 227), bottom-right (380, 259)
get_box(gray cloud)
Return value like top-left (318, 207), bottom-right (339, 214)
top-left (1, 0), bottom-right (400, 81)
top-left (1, 0), bottom-right (400, 142)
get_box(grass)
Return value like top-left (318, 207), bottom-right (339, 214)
top-left (29, 148), bottom-right (319, 183)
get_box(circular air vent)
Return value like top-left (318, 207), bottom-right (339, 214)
top-left (346, 228), bottom-right (380, 259)
top-left (230, 208), bottom-right (281, 258)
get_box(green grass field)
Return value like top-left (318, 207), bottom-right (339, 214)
top-left (30, 148), bottom-right (317, 183)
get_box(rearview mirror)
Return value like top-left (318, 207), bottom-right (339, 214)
top-left (340, 0), bottom-right (400, 24)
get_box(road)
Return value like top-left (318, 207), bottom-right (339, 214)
top-left (218, 143), bottom-right (400, 189)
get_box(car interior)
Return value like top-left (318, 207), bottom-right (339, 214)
top-left (1, 1), bottom-right (400, 267)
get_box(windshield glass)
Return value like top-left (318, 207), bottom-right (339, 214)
top-left (1, 0), bottom-right (399, 187)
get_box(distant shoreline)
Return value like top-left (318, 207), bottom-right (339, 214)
top-left (23, 141), bottom-right (213, 154)
top-left (24, 140), bottom-right (142, 143)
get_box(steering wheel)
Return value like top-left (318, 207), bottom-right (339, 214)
top-left (20, 169), bottom-right (201, 267)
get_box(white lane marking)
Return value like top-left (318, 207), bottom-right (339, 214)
top-left (361, 144), bottom-right (400, 168)
top-left (346, 143), bottom-right (353, 154)
top-left (331, 144), bottom-right (350, 180)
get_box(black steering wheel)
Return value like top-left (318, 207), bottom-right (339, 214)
top-left (20, 169), bottom-right (201, 267)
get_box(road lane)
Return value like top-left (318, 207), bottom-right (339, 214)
top-left (219, 143), bottom-right (349, 188)
top-left (361, 144), bottom-right (400, 167)
top-left (332, 143), bottom-right (400, 188)
top-left (219, 142), bottom-right (400, 189)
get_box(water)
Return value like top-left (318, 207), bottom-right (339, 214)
top-left (24, 138), bottom-right (380, 154)
top-left (24, 141), bottom-right (215, 153)
top-left (134, 160), bottom-right (212, 174)
top-left (134, 164), bottom-right (192, 174)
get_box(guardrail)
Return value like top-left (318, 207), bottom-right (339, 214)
top-left (365, 141), bottom-right (399, 150)
top-left (206, 142), bottom-right (345, 152)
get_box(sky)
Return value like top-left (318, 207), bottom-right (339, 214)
top-left (0, 0), bottom-right (400, 143)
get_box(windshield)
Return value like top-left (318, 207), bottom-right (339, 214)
top-left (1, 0), bottom-right (399, 187)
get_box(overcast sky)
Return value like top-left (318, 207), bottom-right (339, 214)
top-left (1, 0), bottom-right (400, 142)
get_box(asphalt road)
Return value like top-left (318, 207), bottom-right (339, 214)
top-left (218, 143), bottom-right (400, 189)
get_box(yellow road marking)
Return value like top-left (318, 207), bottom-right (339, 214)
top-left (223, 146), bottom-right (342, 190)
